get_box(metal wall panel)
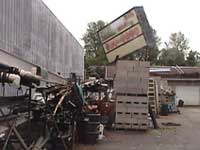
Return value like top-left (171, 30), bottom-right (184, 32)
top-left (0, 0), bottom-right (84, 78)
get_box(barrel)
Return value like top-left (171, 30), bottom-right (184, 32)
top-left (77, 113), bottom-right (100, 144)
top-left (84, 131), bottom-right (99, 144)
top-left (85, 113), bottom-right (100, 122)
top-left (161, 104), bottom-right (169, 116)
top-left (84, 121), bottom-right (100, 132)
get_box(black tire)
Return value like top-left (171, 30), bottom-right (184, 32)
top-left (85, 113), bottom-right (100, 122)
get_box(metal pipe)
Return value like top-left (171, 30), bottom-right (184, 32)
top-left (0, 63), bottom-right (11, 71)
top-left (0, 63), bottom-right (41, 86)
top-left (0, 72), bottom-right (21, 86)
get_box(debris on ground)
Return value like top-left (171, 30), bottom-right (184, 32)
top-left (161, 122), bottom-right (181, 126)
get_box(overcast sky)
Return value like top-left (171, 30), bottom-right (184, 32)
top-left (43, 0), bottom-right (199, 51)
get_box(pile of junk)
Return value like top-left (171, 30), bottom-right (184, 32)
top-left (79, 79), bottom-right (115, 143)
top-left (0, 63), bottom-right (114, 150)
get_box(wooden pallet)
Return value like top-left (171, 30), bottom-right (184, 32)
top-left (115, 120), bottom-right (149, 130)
top-left (116, 96), bottom-right (148, 107)
top-left (116, 93), bottom-right (148, 97)
top-left (116, 111), bottom-right (149, 124)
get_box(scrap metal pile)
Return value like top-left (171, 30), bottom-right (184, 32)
top-left (0, 63), bottom-right (84, 150)
top-left (82, 79), bottom-right (115, 127)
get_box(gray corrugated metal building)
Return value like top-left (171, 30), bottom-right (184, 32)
top-left (0, 0), bottom-right (84, 78)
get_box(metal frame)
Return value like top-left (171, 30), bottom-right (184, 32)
top-left (0, 80), bottom-right (82, 150)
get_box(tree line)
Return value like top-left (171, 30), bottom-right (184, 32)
top-left (82, 20), bottom-right (200, 67)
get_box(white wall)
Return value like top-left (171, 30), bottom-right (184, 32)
top-left (175, 86), bottom-right (200, 105)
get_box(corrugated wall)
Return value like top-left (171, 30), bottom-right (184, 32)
top-left (0, 0), bottom-right (84, 78)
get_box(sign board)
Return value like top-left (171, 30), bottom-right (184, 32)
top-left (99, 9), bottom-right (139, 43)
top-left (98, 6), bottom-right (154, 63)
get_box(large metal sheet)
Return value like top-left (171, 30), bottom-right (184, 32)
top-left (0, 0), bottom-right (84, 78)
top-left (103, 24), bottom-right (143, 53)
top-left (99, 9), bottom-right (139, 43)
top-left (98, 6), bottom-right (154, 63)
top-left (106, 35), bottom-right (146, 63)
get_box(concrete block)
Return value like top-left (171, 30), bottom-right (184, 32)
top-left (124, 123), bottom-right (132, 129)
top-left (116, 112), bottom-right (132, 119)
top-left (138, 119), bottom-right (149, 127)
top-left (134, 107), bottom-right (149, 112)
top-left (115, 123), bottom-right (132, 129)
top-left (115, 123), bottom-right (124, 129)
top-left (115, 70), bottom-right (127, 79)
top-left (116, 97), bottom-right (148, 111)
top-left (116, 104), bottom-right (127, 112)
top-left (114, 79), bottom-right (128, 93)
top-left (127, 107), bottom-right (148, 113)
top-left (116, 60), bottom-right (140, 72)
top-left (132, 124), bottom-right (140, 129)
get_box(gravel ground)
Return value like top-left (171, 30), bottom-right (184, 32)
top-left (76, 107), bottom-right (200, 150)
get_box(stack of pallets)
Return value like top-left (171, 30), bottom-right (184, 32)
top-left (114, 61), bottom-right (149, 130)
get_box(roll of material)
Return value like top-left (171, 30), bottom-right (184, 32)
top-left (19, 69), bottom-right (41, 86)
top-left (0, 62), bottom-right (41, 86)
top-left (0, 70), bottom-right (40, 86)
top-left (0, 72), bottom-right (21, 86)
top-left (0, 63), bottom-right (11, 71)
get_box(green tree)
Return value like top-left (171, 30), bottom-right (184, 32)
top-left (158, 32), bottom-right (190, 66)
top-left (159, 48), bottom-right (185, 66)
top-left (126, 28), bottom-right (161, 64)
top-left (82, 20), bottom-right (108, 66)
top-left (148, 29), bottom-right (161, 65)
top-left (82, 20), bottom-right (108, 78)
top-left (186, 50), bottom-right (200, 66)
top-left (169, 32), bottom-right (189, 52)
